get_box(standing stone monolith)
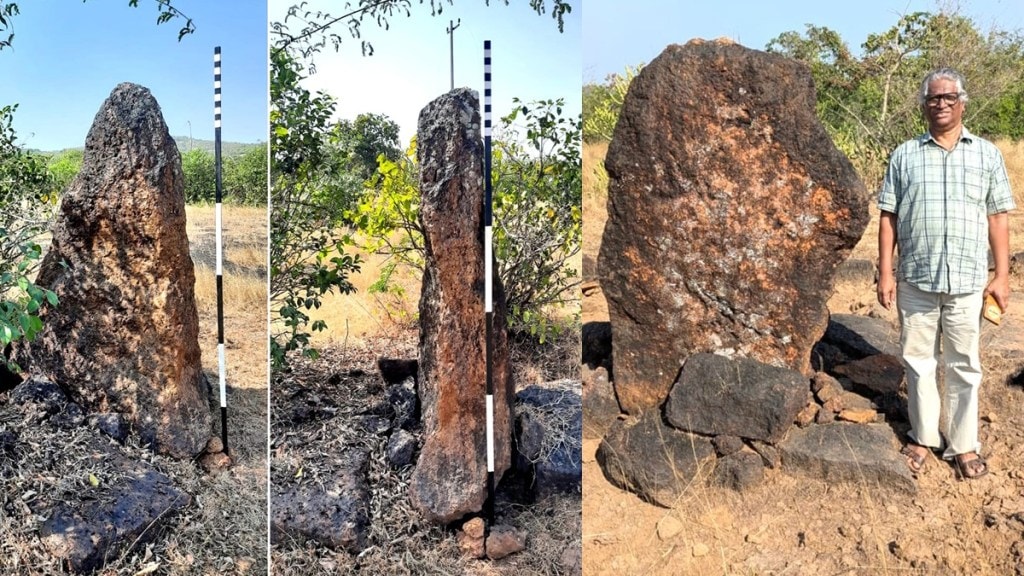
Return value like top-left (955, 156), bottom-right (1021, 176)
top-left (21, 83), bottom-right (211, 459)
top-left (409, 88), bottom-right (513, 524)
top-left (599, 39), bottom-right (869, 414)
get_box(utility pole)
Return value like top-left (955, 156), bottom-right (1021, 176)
top-left (446, 19), bottom-right (461, 90)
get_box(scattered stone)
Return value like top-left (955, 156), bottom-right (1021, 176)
top-left (599, 41), bottom-right (868, 413)
top-left (813, 372), bottom-right (844, 404)
top-left (50, 403), bottom-right (85, 429)
top-left (822, 396), bottom-right (843, 414)
top-left (712, 452), bottom-right (765, 492)
top-left (199, 451), bottom-right (232, 475)
top-left (836, 391), bottom-right (875, 412)
top-left (838, 409), bottom-right (878, 424)
top-left (10, 375), bottom-right (67, 419)
top-left (387, 377), bottom-right (419, 430)
top-left (19, 83), bottom-right (211, 459)
top-left (821, 314), bottom-right (901, 360)
top-left (485, 524), bottom-right (527, 560)
top-left (665, 353), bottom-right (807, 443)
top-left (354, 415), bottom-right (391, 435)
top-left (832, 354), bottom-right (904, 396)
top-left (748, 441), bottom-right (780, 469)
top-left (779, 423), bottom-right (915, 494)
top-left (377, 357), bottom-right (418, 385)
top-left (271, 448), bottom-right (370, 552)
top-left (983, 412), bottom-right (998, 423)
top-left (560, 546), bottom-right (582, 573)
top-left (795, 403), bottom-right (819, 427)
top-left (597, 411), bottom-right (715, 507)
top-left (205, 435), bottom-right (224, 454)
top-left (387, 429), bottom-right (417, 468)
top-left (90, 413), bottom-right (129, 443)
top-left (582, 321), bottom-right (613, 369)
top-left (0, 429), bottom-right (18, 456)
top-left (693, 542), bottom-right (711, 557)
top-left (582, 365), bottom-right (619, 438)
top-left (514, 382), bottom-right (582, 496)
top-left (457, 517), bottom-right (485, 558)
top-left (411, 89), bottom-right (513, 524)
top-left (815, 407), bottom-right (835, 424)
top-left (657, 515), bottom-right (684, 540)
top-left (39, 445), bottom-right (191, 573)
top-left (712, 435), bottom-right (745, 457)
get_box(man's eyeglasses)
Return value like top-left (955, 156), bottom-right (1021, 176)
top-left (925, 92), bottom-right (963, 107)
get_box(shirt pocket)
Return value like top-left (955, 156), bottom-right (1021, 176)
top-left (962, 166), bottom-right (987, 204)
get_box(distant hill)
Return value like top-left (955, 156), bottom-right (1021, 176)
top-left (31, 137), bottom-right (264, 158)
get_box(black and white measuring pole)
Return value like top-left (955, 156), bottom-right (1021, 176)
top-left (214, 46), bottom-right (228, 452)
top-left (483, 39), bottom-right (495, 539)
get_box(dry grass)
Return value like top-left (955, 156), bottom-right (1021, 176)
top-left (0, 204), bottom-right (269, 575)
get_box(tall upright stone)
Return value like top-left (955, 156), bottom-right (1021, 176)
top-left (22, 83), bottom-right (211, 458)
top-left (410, 88), bottom-right (513, 524)
top-left (599, 40), bottom-right (869, 414)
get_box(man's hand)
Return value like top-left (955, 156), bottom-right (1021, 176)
top-left (984, 275), bottom-right (1010, 312)
top-left (877, 271), bottom-right (896, 310)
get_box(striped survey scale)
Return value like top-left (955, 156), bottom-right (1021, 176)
top-left (214, 45), bottom-right (228, 452)
top-left (483, 38), bottom-right (495, 546)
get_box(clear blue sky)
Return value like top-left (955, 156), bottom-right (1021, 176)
top-left (584, 0), bottom-right (1024, 82)
top-left (269, 0), bottom-right (581, 147)
top-left (4, 1), bottom-right (267, 151)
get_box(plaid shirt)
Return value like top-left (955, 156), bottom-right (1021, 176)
top-left (878, 127), bottom-right (1016, 294)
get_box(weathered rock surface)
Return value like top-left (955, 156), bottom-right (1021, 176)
top-left (89, 413), bottom-right (128, 443)
top-left (20, 83), bottom-right (210, 459)
top-left (832, 354), bottom-right (904, 396)
top-left (457, 517), bottom-right (486, 558)
top-left (712, 451), bottom-right (765, 492)
top-left (39, 443), bottom-right (191, 573)
top-left (598, 40), bottom-right (869, 413)
top-left (387, 429), bottom-right (417, 468)
top-left (712, 435), bottom-right (745, 456)
top-left (485, 524), bottom-right (528, 560)
top-left (387, 377), bottom-right (419, 431)
top-left (821, 314), bottom-right (901, 360)
top-left (410, 88), bottom-right (513, 524)
top-left (597, 411), bottom-right (715, 507)
top-left (514, 382), bottom-right (582, 496)
top-left (664, 353), bottom-right (808, 443)
top-left (779, 423), bottom-right (915, 493)
top-left (582, 365), bottom-right (619, 438)
top-left (271, 448), bottom-right (370, 552)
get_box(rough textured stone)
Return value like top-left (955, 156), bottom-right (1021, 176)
top-left (458, 517), bottom-right (485, 558)
top-left (779, 423), bottom-right (915, 493)
top-left (582, 365), bottom-right (619, 438)
top-left (812, 372), bottom-right (844, 402)
top-left (795, 403), bottom-right (819, 427)
top-left (90, 413), bottom-right (128, 443)
top-left (485, 525), bottom-right (527, 560)
top-left (599, 40), bottom-right (869, 413)
top-left (822, 314), bottom-right (901, 360)
top-left (515, 382), bottom-right (582, 496)
top-left (20, 83), bottom-right (210, 459)
top-left (387, 429), bottom-right (417, 468)
top-left (377, 357), bottom-right (418, 385)
top-left (199, 451), bottom-right (232, 475)
top-left (597, 411), bottom-right (715, 507)
top-left (749, 440), bottom-right (781, 468)
top-left (271, 448), bottom-right (370, 552)
top-left (665, 353), bottom-right (808, 443)
top-left (832, 354), bottom-right (904, 396)
top-left (387, 377), bottom-right (419, 430)
top-left (712, 435), bottom-right (745, 456)
top-left (838, 408), bottom-right (878, 424)
top-left (410, 89), bottom-right (513, 524)
top-left (10, 375), bottom-right (68, 420)
top-left (712, 451), bottom-right (765, 492)
top-left (582, 321), bottom-right (612, 369)
top-left (39, 446), bottom-right (191, 573)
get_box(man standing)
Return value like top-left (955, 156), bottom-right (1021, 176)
top-left (877, 67), bottom-right (1015, 479)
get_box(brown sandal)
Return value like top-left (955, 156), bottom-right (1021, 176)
top-left (954, 453), bottom-right (989, 480)
top-left (901, 444), bottom-right (928, 473)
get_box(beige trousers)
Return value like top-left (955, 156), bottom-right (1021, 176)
top-left (897, 282), bottom-right (984, 458)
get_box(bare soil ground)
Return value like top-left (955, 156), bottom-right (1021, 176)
top-left (0, 204), bottom-right (269, 575)
top-left (582, 142), bottom-right (1024, 575)
top-left (270, 246), bottom-right (582, 575)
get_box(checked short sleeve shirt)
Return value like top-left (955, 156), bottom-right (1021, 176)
top-left (878, 127), bottom-right (1016, 294)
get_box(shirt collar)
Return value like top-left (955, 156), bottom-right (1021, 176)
top-left (919, 126), bottom-right (975, 146)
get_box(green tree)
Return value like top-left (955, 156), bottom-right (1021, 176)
top-left (181, 147), bottom-right (216, 203)
top-left (270, 48), bottom-right (362, 368)
top-left (333, 113), bottom-right (402, 181)
top-left (45, 148), bottom-right (83, 197)
top-left (582, 63), bottom-right (643, 142)
top-left (223, 143), bottom-right (268, 205)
